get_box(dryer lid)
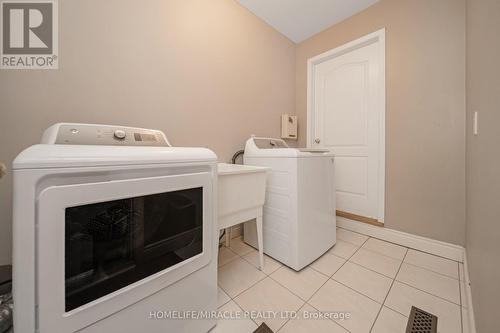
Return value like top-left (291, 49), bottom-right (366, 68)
top-left (13, 144), bottom-right (216, 169)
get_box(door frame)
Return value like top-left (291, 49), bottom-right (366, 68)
top-left (306, 28), bottom-right (386, 222)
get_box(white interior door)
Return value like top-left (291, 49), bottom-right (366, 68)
top-left (308, 29), bottom-right (385, 222)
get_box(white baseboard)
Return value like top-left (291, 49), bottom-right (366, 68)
top-left (462, 252), bottom-right (477, 333)
top-left (337, 217), bottom-right (465, 262)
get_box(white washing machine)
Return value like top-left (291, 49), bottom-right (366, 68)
top-left (12, 123), bottom-right (218, 333)
top-left (243, 136), bottom-right (336, 270)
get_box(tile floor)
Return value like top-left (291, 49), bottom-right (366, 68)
top-left (213, 227), bottom-right (468, 333)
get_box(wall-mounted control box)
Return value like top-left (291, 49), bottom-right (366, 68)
top-left (281, 114), bottom-right (298, 140)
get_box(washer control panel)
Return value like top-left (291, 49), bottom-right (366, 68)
top-left (42, 123), bottom-right (171, 146)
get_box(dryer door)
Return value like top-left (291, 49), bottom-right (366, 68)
top-left (36, 172), bottom-right (214, 332)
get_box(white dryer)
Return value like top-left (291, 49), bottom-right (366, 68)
top-left (12, 123), bottom-right (218, 333)
top-left (243, 136), bottom-right (336, 270)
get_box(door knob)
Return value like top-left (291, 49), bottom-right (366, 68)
top-left (314, 138), bottom-right (321, 144)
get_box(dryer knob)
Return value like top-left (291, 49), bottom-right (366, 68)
top-left (114, 130), bottom-right (126, 140)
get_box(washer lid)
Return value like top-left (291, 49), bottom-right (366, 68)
top-left (13, 144), bottom-right (217, 169)
top-left (244, 136), bottom-right (333, 158)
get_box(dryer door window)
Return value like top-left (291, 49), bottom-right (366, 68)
top-left (64, 187), bottom-right (203, 312)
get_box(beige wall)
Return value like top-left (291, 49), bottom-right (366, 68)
top-left (0, 0), bottom-right (472, 266)
top-left (0, 0), bottom-right (295, 264)
top-left (465, 0), bottom-right (500, 331)
top-left (295, 0), bottom-right (466, 245)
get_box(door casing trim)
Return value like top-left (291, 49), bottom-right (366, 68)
top-left (307, 28), bottom-right (386, 222)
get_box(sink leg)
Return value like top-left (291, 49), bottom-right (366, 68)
top-left (225, 227), bottom-right (231, 247)
top-left (256, 216), bottom-right (264, 270)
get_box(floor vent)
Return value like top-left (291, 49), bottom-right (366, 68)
top-left (406, 306), bottom-right (438, 333)
top-left (253, 323), bottom-right (274, 333)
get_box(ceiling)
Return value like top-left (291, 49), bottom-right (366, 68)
top-left (237, 0), bottom-right (379, 43)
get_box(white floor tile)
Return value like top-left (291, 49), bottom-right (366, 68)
top-left (404, 249), bottom-right (459, 279)
top-left (332, 262), bottom-right (393, 303)
top-left (327, 240), bottom-right (359, 259)
top-left (349, 248), bottom-right (402, 278)
top-left (278, 304), bottom-right (349, 333)
top-left (309, 279), bottom-right (381, 333)
top-left (217, 228), bottom-right (464, 333)
top-left (371, 306), bottom-right (408, 333)
top-left (270, 266), bottom-right (329, 301)
top-left (217, 287), bottom-right (231, 308)
top-left (218, 258), bottom-right (266, 297)
top-left (310, 253), bottom-right (346, 277)
top-left (362, 238), bottom-right (407, 260)
top-left (242, 251), bottom-right (282, 275)
top-left (218, 247), bottom-right (239, 267)
top-left (336, 228), bottom-right (369, 246)
top-left (229, 237), bottom-right (256, 256)
top-left (209, 300), bottom-right (257, 333)
top-left (234, 277), bottom-right (304, 332)
top-left (396, 263), bottom-right (460, 304)
top-left (385, 281), bottom-right (462, 333)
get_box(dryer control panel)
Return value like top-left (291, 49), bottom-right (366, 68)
top-left (41, 123), bottom-right (171, 146)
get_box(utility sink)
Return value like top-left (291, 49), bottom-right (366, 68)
top-left (217, 163), bottom-right (269, 225)
top-left (217, 163), bottom-right (269, 269)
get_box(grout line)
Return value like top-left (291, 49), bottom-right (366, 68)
top-left (227, 270), bottom-right (266, 299)
top-left (239, 250), bottom-right (283, 275)
top-left (358, 239), bottom-right (463, 282)
top-left (308, 254), bottom-right (346, 277)
top-left (301, 237), bottom-right (369, 333)
top-left (267, 267), bottom-right (325, 302)
top-left (357, 245), bottom-right (407, 262)
top-left (245, 272), bottom-right (307, 332)
top-left (231, 298), bottom-right (260, 328)
top-left (218, 239), bottom-right (289, 328)
top-left (299, 301), bottom-right (354, 333)
top-left (382, 304), bottom-right (410, 320)
top-left (261, 239), bottom-right (457, 286)
top-left (338, 224), bottom-right (463, 265)
top-left (402, 246), bottom-right (462, 263)
top-left (394, 276), bottom-right (462, 306)
top-left (217, 246), bottom-right (240, 268)
top-left (219, 237), bottom-right (348, 329)
top-left (387, 278), bottom-right (463, 308)
top-left (369, 247), bottom-right (408, 332)
top-left (216, 287), bottom-right (232, 309)
top-left (346, 237), bottom-right (409, 262)
top-left (401, 260), bottom-right (460, 280)
top-left (336, 232), bottom-right (369, 247)
top-left (330, 278), bottom-right (387, 305)
top-left (346, 257), bottom-right (400, 280)
top-left (339, 225), bottom-right (462, 263)
top-left (275, 301), bottom-right (309, 333)
top-left (218, 232), bottom-right (462, 332)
